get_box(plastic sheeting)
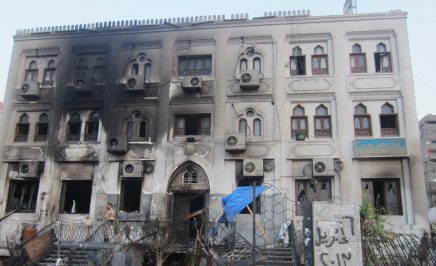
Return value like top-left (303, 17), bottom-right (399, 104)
top-left (221, 186), bottom-right (267, 224)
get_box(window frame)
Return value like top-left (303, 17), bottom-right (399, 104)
top-left (84, 112), bottom-right (100, 141)
top-left (361, 178), bottom-right (403, 215)
top-left (174, 114), bottom-right (211, 136)
top-left (350, 44), bottom-right (367, 73)
top-left (380, 103), bottom-right (399, 137)
top-left (178, 55), bottom-right (212, 76)
top-left (15, 114), bottom-right (30, 142)
top-left (291, 106), bottom-right (308, 139)
top-left (66, 112), bottom-right (82, 142)
top-left (354, 104), bottom-right (372, 137)
top-left (34, 113), bottom-right (49, 142)
top-left (295, 178), bottom-right (332, 216)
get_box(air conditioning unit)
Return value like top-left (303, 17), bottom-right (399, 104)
top-left (107, 136), bottom-right (128, 154)
top-left (20, 80), bottom-right (40, 99)
top-left (182, 76), bottom-right (202, 93)
top-left (122, 161), bottom-right (143, 178)
top-left (125, 75), bottom-right (145, 92)
top-left (225, 132), bottom-right (246, 152)
top-left (19, 161), bottom-right (41, 178)
top-left (73, 77), bottom-right (92, 94)
top-left (239, 70), bottom-right (260, 90)
top-left (243, 159), bottom-right (264, 177)
top-left (312, 158), bottom-right (334, 176)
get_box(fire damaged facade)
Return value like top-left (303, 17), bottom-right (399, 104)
top-left (0, 8), bottom-right (430, 265)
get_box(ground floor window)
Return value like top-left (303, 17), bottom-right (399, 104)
top-left (361, 179), bottom-right (402, 215)
top-left (6, 179), bottom-right (39, 213)
top-left (60, 180), bottom-right (93, 214)
top-left (120, 178), bottom-right (142, 212)
top-left (295, 178), bottom-right (332, 215)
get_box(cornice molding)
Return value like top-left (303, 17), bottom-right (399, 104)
top-left (286, 93), bottom-right (335, 102)
top-left (115, 98), bottom-right (159, 106)
top-left (170, 97), bottom-right (215, 105)
top-left (285, 33), bottom-right (332, 43)
top-left (73, 45), bottom-right (109, 55)
top-left (121, 41), bottom-right (163, 50)
top-left (22, 47), bottom-right (60, 57)
top-left (348, 90), bottom-right (402, 99)
top-left (12, 102), bottom-right (53, 111)
top-left (175, 39), bottom-right (216, 47)
top-left (228, 35), bottom-right (273, 45)
top-left (227, 94), bottom-right (274, 103)
top-left (345, 30), bottom-right (396, 40)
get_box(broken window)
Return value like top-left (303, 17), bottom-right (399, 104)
top-left (361, 179), bottom-right (402, 215)
top-left (60, 180), bottom-right (93, 214)
top-left (6, 179), bottom-right (40, 213)
top-left (312, 46), bottom-right (328, 75)
top-left (290, 47), bottom-right (306, 75)
top-left (314, 105), bottom-right (331, 138)
top-left (43, 59), bottom-right (56, 85)
top-left (295, 178), bottom-right (332, 215)
top-left (84, 111), bottom-right (99, 141)
top-left (120, 178), bottom-right (142, 212)
top-left (350, 44), bottom-right (367, 73)
top-left (125, 111), bottom-right (149, 141)
top-left (380, 103), bottom-right (399, 136)
top-left (291, 105), bottom-right (308, 140)
top-left (15, 113), bottom-right (30, 142)
top-left (236, 160), bottom-right (262, 214)
top-left (354, 104), bottom-right (372, 137)
top-left (92, 57), bottom-right (105, 85)
top-left (374, 43), bottom-right (392, 73)
top-left (24, 60), bottom-right (38, 81)
top-left (175, 114), bottom-right (211, 136)
top-left (34, 113), bottom-right (49, 141)
top-left (67, 112), bottom-right (82, 141)
top-left (178, 55), bottom-right (212, 76)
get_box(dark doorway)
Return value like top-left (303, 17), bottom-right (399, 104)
top-left (120, 178), bottom-right (142, 212)
top-left (60, 180), bottom-right (92, 214)
top-left (173, 192), bottom-right (207, 241)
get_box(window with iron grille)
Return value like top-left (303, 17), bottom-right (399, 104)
top-left (92, 57), bottom-right (106, 85)
top-left (178, 55), bottom-right (212, 76)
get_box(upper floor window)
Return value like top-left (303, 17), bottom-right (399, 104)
top-left (291, 105), bottom-right (307, 140)
top-left (175, 114), bottom-right (210, 136)
top-left (34, 113), bottom-right (49, 141)
top-left (183, 170), bottom-right (198, 184)
top-left (354, 104), bottom-right (372, 137)
top-left (93, 57), bottom-right (105, 85)
top-left (238, 47), bottom-right (264, 74)
top-left (24, 61), bottom-right (38, 81)
top-left (43, 60), bottom-right (56, 85)
top-left (240, 59), bottom-right (248, 71)
top-left (312, 46), bottom-right (328, 75)
top-left (314, 105), bottom-right (331, 138)
top-left (253, 58), bottom-right (261, 73)
top-left (350, 44), bottom-right (367, 73)
top-left (84, 112), bottom-right (99, 141)
top-left (131, 64), bottom-right (139, 75)
top-left (67, 112), bottom-right (82, 141)
top-left (375, 43), bottom-right (392, 73)
top-left (178, 55), bottom-right (212, 76)
top-left (126, 111), bottom-right (149, 140)
top-left (380, 103), bottom-right (399, 136)
top-left (238, 109), bottom-right (263, 137)
top-left (290, 47), bottom-right (305, 75)
top-left (15, 113), bottom-right (30, 142)
top-left (145, 63), bottom-right (152, 80)
top-left (75, 58), bottom-right (88, 79)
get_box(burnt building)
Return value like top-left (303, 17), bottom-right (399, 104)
top-left (0, 8), bottom-right (429, 263)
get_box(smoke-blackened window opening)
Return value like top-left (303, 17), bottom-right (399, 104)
top-left (34, 113), bottom-right (49, 141)
top-left (6, 179), bottom-right (40, 213)
top-left (125, 111), bottom-right (149, 141)
top-left (43, 59), bottom-right (56, 85)
top-left (375, 43), bottom-right (392, 73)
top-left (60, 180), bottom-right (93, 214)
top-left (93, 57), bottom-right (106, 85)
top-left (75, 58), bottom-right (88, 80)
top-left (361, 179), bottom-right (402, 215)
top-left (120, 178), bottom-right (142, 213)
top-left (178, 55), bottom-right (212, 76)
top-left (24, 60), bottom-right (38, 81)
top-left (183, 171), bottom-right (198, 184)
top-left (295, 178), bottom-right (332, 215)
top-left (15, 113), bottom-right (30, 142)
top-left (67, 112), bottom-right (82, 141)
top-left (175, 114), bottom-right (211, 136)
top-left (84, 112), bottom-right (99, 141)
top-left (290, 47), bottom-right (306, 76)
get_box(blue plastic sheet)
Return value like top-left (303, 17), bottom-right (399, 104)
top-left (221, 186), bottom-right (267, 224)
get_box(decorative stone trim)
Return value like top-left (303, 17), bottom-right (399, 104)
top-left (228, 35), bottom-right (273, 45)
top-left (121, 41), bottom-right (163, 50)
top-left (22, 48), bottom-right (60, 56)
top-left (12, 103), bottom-right (53, 111)
top-left (345, 30), bottom-right (396, 40)
top-left (175, 39), bottom-right (216, 47)
top-left (115, 98), bottom-right (159, 107)
top-left (348, 90), bottom-right (402, 99)
top-left (227, 94), bottom-right (274, 103)
top-left (170, 97), bottom-right (215, 105)
top-left (286, 93), bottom-right (335, 102)
top-left (285, 33), bottom-right (332, 43)
top-left (73, 45), bottom-right (109, 55)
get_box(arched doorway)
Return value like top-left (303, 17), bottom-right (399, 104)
top-left (167, 161), bottom-right (210, 240)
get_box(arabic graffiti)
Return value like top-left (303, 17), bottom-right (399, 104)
top-left (320, 252), bottom-right (352, 266)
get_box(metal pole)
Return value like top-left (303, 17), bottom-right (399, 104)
top-left (252, 181), bottom-right (256, 265)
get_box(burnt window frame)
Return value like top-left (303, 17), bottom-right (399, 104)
top-left (125, 111), bottom-right (149, 141)
top-left (15, 113), bottom-right (30, 142)
top-left (290, 47), bottom-right (306, 76)
top-left (174, 113), bottom-right (211, 136)
top-left (178, 55), bottom-right (212, 76)
top-left (295, 178), bottom-right (332, 216)
top-left (291, 105), bottom-right (308, 139)
top-left (311, 45), bottom-right (328, 75)
top-left (74, 58), bottom-right (88, 80)
top-left (92, 57), bottom-right (106, 85)
top-left (42, 59), bottom-right (56, 85)
top-left (361, 178), bottom-right (403, 215)
top-left (24, 60), bottom-right (38, 81)
top-left (374, 43), bottom-right (392, 73)
top-left (66, 112), bottom-right (82, 141)
top-left (120, 178), bottom-right (142, 213)
top-left (380, 103), bottom-right (399, 137)
top-left (354, 104), bottom-right (372, 137)
top-left (314, 105), bottom-right (332, 138)
top-left (84, 111), bottom-right (99, 141)
top-left (350, 44), bottom-right (367, 73)
top-left (34, 113), bottom-right (49, 142)
top-left (59, 180), bottom-right (93, 214)
top-left (6, 179), bottom-right (40, 213)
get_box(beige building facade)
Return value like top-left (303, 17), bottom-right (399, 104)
top-left (0, 9), bottom-right (429, 256)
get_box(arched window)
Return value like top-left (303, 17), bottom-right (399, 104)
top-left (380, 103), bottom-right (398, 136)
top-left (291, 106), bottom-right (307, 140)
top-left (238, 110), bottom-right (263, 138)
top-left (131, 64), bottom-right (139, 75)
top-left (25, 60), bottom-right (38, 81)
top-left (144, 63), bottom-right (152, 80)
top-left (85, 111), bottom-right (99, 141)
top-left (43, 60), bottom-right (56, 84)
top-left (350, 44), bottom-right (367, 73)
top-left (67, 112), bottom-right (82, 141)
top-left (314, 105), bottom-right (331, 137)
top-left (354, 104), bottom-right (372, 136)
top-left (126, 121), bottom-right (134, 138)
top-left (253, 118), bottom-right (262, 136)
top-left (240, 59), bottom-right (248, 71)
top-left (126, 111), bottom-right (149, 140)
top-left (139, 121), bottom-right (147, 138)
top-left (35, 113), bottom-right (49, 141)
top-left (253, 58), bottom-right (261, 72)
top-left (312, 45), bottom-right (328, 75)
top-left (239, 119), bottom-right (247, 135)
top-left (93, 58), bottom-right (105, 85)
top-left (290, 47), bottom-right (305, 75)
top-left (15, 113), bottom-right (30, 142)
top-left (75, 58), bottom-right (88, 79)
top-left (375, 42), bottom-right (392, 73)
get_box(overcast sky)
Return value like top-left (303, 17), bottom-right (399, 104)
top-left (0, 0), bottom-right (435, 118)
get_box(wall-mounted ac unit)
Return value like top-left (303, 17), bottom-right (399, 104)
top-left (20, 80), bottom-right (40, 99)
top-left (225, 132), bottom-right (246, 151)
top-left (182, 76), bottom-right (202, 93)
top-left (312, 158), bottom-right (334, 176)
top-left (19, 161), bottom-right (41, 178)
top-left (107, 136), bottom-right (128, 154)
top-left (125, 75), bottom-right (145, 92)
top-left (243, 159), bottom-right (264, 177)
top-left (240, 70), bottom-right (260, 90)
top-left (122, 161), bottom-right (143, 178)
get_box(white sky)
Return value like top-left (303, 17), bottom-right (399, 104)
top-left (0, 0), bottom-right (435, 118)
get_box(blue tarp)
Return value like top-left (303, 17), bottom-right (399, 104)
top-left (221, 186), bottom-right (267, 224)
